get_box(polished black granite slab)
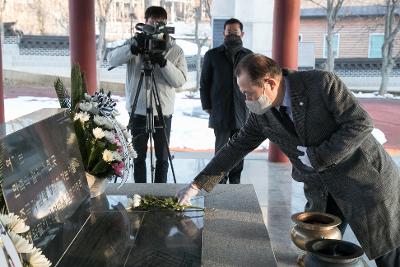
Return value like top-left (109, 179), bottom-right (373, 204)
top-left (106, 184), bottom-right (278, 267)
top-left (0, 109), bottom-right (90, 263)
top-left (55, 195), bottom-right (204, 267)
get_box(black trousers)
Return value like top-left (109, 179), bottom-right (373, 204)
top-left (129, 114), bottom-right (172, 183)
top-left (214, 128), bottom-right (243, 184)
top-left (326, 194), bottom-right (400, 266)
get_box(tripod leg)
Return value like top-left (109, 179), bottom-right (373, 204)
top-left (147, 83), bottom-right (156, 184)
top-left (151, 75), bottom-right (177, 184)
top-left (130, 72), bottom-right (145, 120)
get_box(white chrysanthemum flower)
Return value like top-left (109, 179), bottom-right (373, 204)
top-left (132, 194), bottom-right (142, 208)
top-left (0, 213), bottom-right (30, 234)
top-left (80, 112), bottom-right (90, 124)
top-left (126, 198), bottom-right (134, 210)
top-left (102, 149), bottom-right (114, 162)
top-left (93, 115), bottom-right (106, 126)
top-left (28, 248), bottom-right (52, 267)
top-left (73, 113), bottom-right (82, 121)
top-left (93, 127), bottom-right (105, 139)
top-left (9, 232), bottom-right (35, 253)
top-left (79, 102), bottom-right (92, 112)
top-left (84, 93), bottom-right (91, 101)
top-left (112, 151), bottom-right (123, 161)
top-left (123, 130), bottom-right (132, 140)
top-left (103, 121), bottom-right (114, 130)
top-left (104, 130), bottom-right (116, 144)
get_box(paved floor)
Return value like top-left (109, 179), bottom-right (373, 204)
top-left (359, 98), bottom-right (400, 152)
top-left (126, 151), bottom-right (400, 267)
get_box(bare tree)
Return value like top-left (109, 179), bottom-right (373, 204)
top-left (194, 0), bottom-right (210, 92)
top-left (52, 0), bottom-right (69, 35)
top-left (34, 0), bottom-right (46, 34)
top-left (96, 0), bottom-right (114, 86)
top-left (307, 0), bottom-right (345, 71)
top-left (379, 0), bottom-right (400, 95)
top-left (204, 0), bottom-right (212, 20)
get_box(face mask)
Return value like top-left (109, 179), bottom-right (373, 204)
top-left (224, 34), bottom-right (243, 49)
top-left (245, 90), bottom-right (272, 114)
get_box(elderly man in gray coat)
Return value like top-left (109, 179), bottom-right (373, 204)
top-left (177, 54), bottom-right (400, 266)
top-left (108, 6), bottom-right (187, 184)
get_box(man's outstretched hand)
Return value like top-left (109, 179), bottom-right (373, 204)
top-left (176, 182), bottom-right (200, 205)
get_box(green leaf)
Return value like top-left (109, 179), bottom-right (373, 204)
top-left (74, 120), bottom-right (88, 167)
top-left (71, 64), bottom-right (85, 109)
top-left (87, 141), bottom-right (106, 171)
top-left (81, 71), bottom-right (88, 95)
top-left (108, 143), bottom-right (118, 151)
top-left (133, 195), bottom-right (205, 212)
top-left (54, 77), bottom-right (71, 109)
top-left (91, 159), bottom-right (110, 177)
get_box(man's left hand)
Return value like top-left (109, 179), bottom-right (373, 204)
top-left (297, 146), bottom-right (313, 168)
top-left (150, 53), bottom-right (167, 68)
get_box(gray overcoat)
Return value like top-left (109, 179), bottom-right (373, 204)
top-left (194, 70), bottom-right (400, 259)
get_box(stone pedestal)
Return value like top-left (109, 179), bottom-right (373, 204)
top-left (107, 183), bottom-right (278, 267)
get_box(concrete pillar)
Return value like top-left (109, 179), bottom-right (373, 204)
top-left (69, 0), bottom-right (97, 94)
top-left (211, 0), bottom-right (273, 55)
top-left (268, 0), bottom-right (300, 162)
top-left (0, 38), bottom-right (4, 123)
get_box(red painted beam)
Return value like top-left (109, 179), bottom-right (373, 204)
top-left (0, 39), bottom-right (4, 123)
top-left (269, 0), bottom-right (301, 162)
top-left (69, 0), bottom-right (97, 94)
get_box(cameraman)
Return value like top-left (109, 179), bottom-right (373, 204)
top-left (107, 6), bottom-right (187, 183)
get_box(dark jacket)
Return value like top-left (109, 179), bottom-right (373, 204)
top-left (200, 45), bottom-right (252, 130)
top-left (194, 70), bottom-right (400, 260)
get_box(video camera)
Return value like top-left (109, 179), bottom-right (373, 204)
top-left (134, 22), bottom-right (175, 54)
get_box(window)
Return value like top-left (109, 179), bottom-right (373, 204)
top-left (323, 34), bottom-right (339, 58)
top-left (299, 34), bottom-right (303, 42)
top-left (369, 34), bottom-right (384, 58)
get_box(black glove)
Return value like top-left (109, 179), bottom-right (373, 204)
top-left (150, 53), bottom-right (167, 68)
top-left (130, 33), bottom-right (145, 55)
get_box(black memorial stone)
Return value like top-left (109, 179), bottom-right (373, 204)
top-left (0, 109), bottom-right (90, 264)
top-left (57, 195), bottom-right (203, 267)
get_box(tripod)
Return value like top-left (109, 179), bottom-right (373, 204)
top-left (129, 52), bottom-right (177, 184)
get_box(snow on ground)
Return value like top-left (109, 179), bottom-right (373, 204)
top-left (352, 91), bottom-right (400, 99)
top-left (5, 92), bottom-right (388, 150)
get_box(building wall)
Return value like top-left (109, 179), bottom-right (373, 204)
top-left (300, 16), bottom-right (400, 58)
top-left (211, 0), bottom-right (273, 56)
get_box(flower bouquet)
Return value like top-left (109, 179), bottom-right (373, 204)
top-left (0, 213), bottom-right (51, 267)
top-left (54, 65), bottom-right (135, 195)
top-left (73, 91), bottom-right (135, 179)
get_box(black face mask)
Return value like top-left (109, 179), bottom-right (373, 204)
top-left (224, 34), bottom-right (243, 51)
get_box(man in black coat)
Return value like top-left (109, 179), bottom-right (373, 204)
top-left (177, 54), bottom-right (400, 266)
top-left (200, 18), bottom-right (252, 184)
